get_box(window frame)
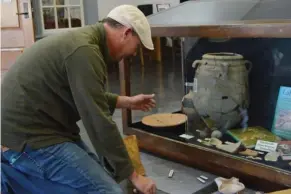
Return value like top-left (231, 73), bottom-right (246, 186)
top-left (40, 0), bottom-right (85, 35)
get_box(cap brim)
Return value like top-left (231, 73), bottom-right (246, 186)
top-left (140, 35), bottom-right (154, 50)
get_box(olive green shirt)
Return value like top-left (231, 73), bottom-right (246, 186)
top-left (1, 23), bottom-right (133, 182)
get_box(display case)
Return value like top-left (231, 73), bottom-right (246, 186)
top-left (119, 0), bottom-right (291, 192)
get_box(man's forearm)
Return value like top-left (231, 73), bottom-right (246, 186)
top-left (116, 96), bottom-right (131, 109)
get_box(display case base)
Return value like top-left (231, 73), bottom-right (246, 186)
top-left (124, 125), bottom-right (291, 192)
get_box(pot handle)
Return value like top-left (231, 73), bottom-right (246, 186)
top-left (245, 60), bottom-right (252, 73)
top-left (192, 60), bottom-right (203, 69)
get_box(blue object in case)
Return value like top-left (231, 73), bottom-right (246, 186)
top-left (272, 86), bottom-right (291, 140)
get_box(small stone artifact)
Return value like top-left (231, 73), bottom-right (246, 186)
top-left (211, 130), bottom-right (223, 139)
top-left (200, 175), bottom-right (208, 180)
top-left (209, 138), bottom-right (223, 146)
top-left (197, 177), bottom-right (206, 183)
top-left (264, 152), bottom-right (280, 162)
top-left (201, 139), bottom-right (212, 146)
top-left (196, 128), bottom-right (210, 138)
top-left (239, 149), bottom-right (258, 157)
top-left (246, 156), bottom-right (262, 160)
top-left (214, 177), bottom-right (245, 194)
top-left (216, 141), bottom-right (242, 153)
top-left (168, 170), bottom-right (174, 178)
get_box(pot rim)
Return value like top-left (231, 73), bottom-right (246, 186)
top-left (202, 52), bottom-right (243, 60)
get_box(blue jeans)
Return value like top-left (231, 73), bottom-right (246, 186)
top-left (1, 141), bottom-right (123, 194)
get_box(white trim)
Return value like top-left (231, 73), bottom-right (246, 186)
top-left (54, 4), bottom-right (58, 29)
top-left (42, 27), bottom-right (82, 36)
top-left (67, 6), bottom-right (71, 28)
top-left (42, 5), bottom-right (81, 8)
top-left (39, 0), bottom-right (85, 34)
top-left (40, 0), bottom-right (46, 34)
top-left (1, 48), bottom-right (23, 52)
top-left (80, 2), bottom-right (84, 28)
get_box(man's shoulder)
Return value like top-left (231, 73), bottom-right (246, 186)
top-left (39, 26), bottom-right (98, 49)
top-left (68, 45), bottom-right (104, 61)
top-left (64, 45), bottom-right (106, 72)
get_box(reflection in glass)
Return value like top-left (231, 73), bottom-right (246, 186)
top-left (130, 37), bottom-right (183, 123)
top-left (70, 0), bottom-right (81, 5)
top-left (42, 0), bottom-right (54, 6)
top-left (57, 7), bottom-right (69, 28)
top-left (43, 8), bottom-right (55, 29)
top-left (56, 0), bottom-right (65, 5)
top-left (128, 34), bottom-right (291, 174)
top-left (70, 7), bottom-right (82, 27)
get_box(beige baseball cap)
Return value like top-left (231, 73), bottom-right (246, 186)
top-left (107, 5), bottom-right (154, 50)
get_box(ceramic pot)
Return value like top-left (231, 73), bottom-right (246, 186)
top-left (191, 52), bottom-right (252, 130)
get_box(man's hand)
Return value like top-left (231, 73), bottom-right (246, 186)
top-left (129, 94), bottom-right (156, 111)
top-left (130, 171), bottom-right (156, 194)
top-left (116, 94), bottom-right (156, 111)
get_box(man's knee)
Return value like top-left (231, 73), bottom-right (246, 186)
top-left (95, 182), bottom-right (123, 194)
top-left (110, 184), bottom-right (123, 194)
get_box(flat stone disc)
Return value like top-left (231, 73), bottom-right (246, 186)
top-left (142, 113), bottom-right (187, 128)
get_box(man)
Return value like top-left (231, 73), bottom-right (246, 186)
top-left (1, 4), bottom-right (157, 194)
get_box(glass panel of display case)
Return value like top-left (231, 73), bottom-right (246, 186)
top-left (147, 0), bottom-right (291, 26)
top-left (120, 0), bottom-right (291, 190)
top-left (127, 34), bottom-right (291, 175)
top-left (130, 36), bottom-right (183, 124)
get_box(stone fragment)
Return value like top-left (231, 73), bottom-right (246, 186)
top-left (216, 141), bottom-right (242, 153)
top-left (239, 149), bottom-right (258, 157)
top-left (264, 152), bottom-right (280, 162)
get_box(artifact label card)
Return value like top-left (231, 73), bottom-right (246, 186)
top-left (255, 140), bottom-right (278, 153)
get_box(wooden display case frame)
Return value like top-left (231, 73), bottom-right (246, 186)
top-left (119, 20), bottom-right (291, 192)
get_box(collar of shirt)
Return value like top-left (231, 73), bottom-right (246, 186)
top-left (93, 22), bottom-right (114, 66)
top-left (97, 22), bottom-right (115, 65)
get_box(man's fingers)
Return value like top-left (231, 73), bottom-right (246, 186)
top-left (149, 102), bottom-right (156, 108)
top-left (149, 182), bottom-right (156, 194)
top-left (152, 181), bottom-right (156, 194)
top-left (144, 105), bottom-right (151, 109)
top-left (144, 185), bottom-right (152, 194)
top-left (148, 187), bottom-right (154, 194)
top-left (152, 182), bottom-right (156, 194)
top-left (142, 94), bottom-right (155, 99)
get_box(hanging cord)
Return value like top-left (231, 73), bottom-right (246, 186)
top-left (239, 107), bottom-right (249, 132)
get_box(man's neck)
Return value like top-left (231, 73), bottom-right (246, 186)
top-left (103, 23), bottom-right (119, 61)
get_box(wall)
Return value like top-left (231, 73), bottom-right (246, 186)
top-left (97, 0), bottom-right (180, 20)
top-left (83, 0), bottom-right (98, 25)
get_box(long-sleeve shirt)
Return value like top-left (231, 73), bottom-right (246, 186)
top-left (1, 23), bottom-right (134, 182)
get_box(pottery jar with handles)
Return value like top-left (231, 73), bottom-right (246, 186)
top-left (191, 52), bottom-right (252, 131)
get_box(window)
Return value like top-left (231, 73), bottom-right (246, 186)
top-left (40, 0), bottom-right (84, 33)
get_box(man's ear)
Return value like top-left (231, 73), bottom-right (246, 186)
top-left (124, 28), bottom-right (133, 37)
